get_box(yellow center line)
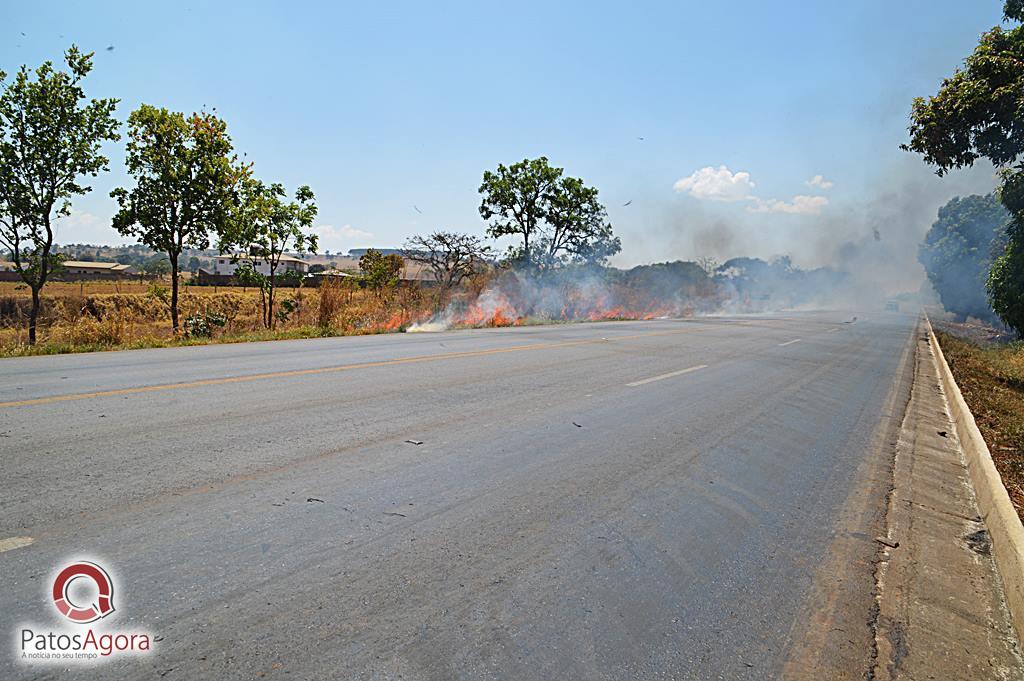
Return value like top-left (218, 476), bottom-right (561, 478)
top-left (0, 327), bottom-right (700, 409)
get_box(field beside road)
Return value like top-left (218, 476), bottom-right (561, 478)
top-left (1, 311), bottom-right (922, 679)
top-left (935, 330), bottom-right (1024, 521)
top-left (0, 279), bottom-right (437, 356)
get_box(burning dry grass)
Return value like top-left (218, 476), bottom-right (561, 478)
top-left (0, 268), bottom-right (723, 355)
top-left (936, 331), bottom-right (1024, 522)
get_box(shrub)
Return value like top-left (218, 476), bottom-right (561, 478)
top-left (184, 311), bottom-right (227, 338)
top-left (275, 297), bottom-right (298, 325)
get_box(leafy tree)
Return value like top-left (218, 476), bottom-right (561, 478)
top-left (479, 157), bottom-right (619, 271)
top-left (144, 257), bottom-right (171, 276)
top-left (359, 248), bottom-right (403, 295)
top-left (479, 157), bottom-right (562, 269)
top-left (308, 263), bottom-right (327, 274)
top-left (187, 256), bottom-right (202, 274)
top-left (903, 0), bottom-right (1024, 334)
top-left (919, 194), bottom-right (1009, 322)
top-left (540, 176), bottom-right (621, 267)
top-left (403, 231), bottom-right (491, 307)
top-left (111, 106), bottom-right (239, 333)
top-left (0, 46), bottom-right (119, 343)
top-left (988, 231), bottom-right (1024, 332)
top-left (221, 178), bottom-right (318, 328)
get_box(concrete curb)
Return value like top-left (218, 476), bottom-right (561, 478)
top-left (926, 316), bottom-right (1024, 641)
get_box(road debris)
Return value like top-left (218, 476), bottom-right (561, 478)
top-left (964, 529), bottom-right (992, 555)
top-left (572, 422), bottom-right (582, 428)
top-left (306, 497), bottom-right (324, 503)
top-left (405, 439), bottom-right (424, 445)
top-left (875, 536), bottom-right (900, 549)
top-left (937, 430), bottom-right (948, 437)
top-left (383, 511), bottom-right (407, 518)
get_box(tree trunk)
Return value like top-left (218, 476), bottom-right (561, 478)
top-left (170, 256), bottom-right (180, 334)
top-left (268, 271), bottom-right (276, 330)
top-left (28, 287), bottom-right (41, 345)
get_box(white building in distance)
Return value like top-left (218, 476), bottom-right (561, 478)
top-left (210, 254), bottom-right (310, 276)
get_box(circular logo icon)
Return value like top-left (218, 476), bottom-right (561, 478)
top-left (52, 561), bottom-right (115, 624)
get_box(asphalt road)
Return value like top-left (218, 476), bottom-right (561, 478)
top-left (0, 311), bottom-right (919, 680)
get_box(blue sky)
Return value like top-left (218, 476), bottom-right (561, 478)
top-left (1, 0), bottom-right (1008, 276)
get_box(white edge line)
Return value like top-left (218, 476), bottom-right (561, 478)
top-left (0, 536), bottom-right (34, 553)
top-left (778, 339), bottom-right (802, 346)
top-left (627, 364), bottom-right (708, 387)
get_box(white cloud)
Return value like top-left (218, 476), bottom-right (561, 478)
top-left (747, 195), bottom-right (829, 215)
top-left (52, 209), bottom-right (105, 242)
top-left (805, 175), bottom-right (834, 190)
top-left (674, 165), bottom-right (830, 216)
top-left (673, 165), bottom-right (756, 202)
top-left (314, 224), bottom-right (374, 252)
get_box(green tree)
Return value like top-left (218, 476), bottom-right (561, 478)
top-left (540, 176), bottom-right (621, 268)
top-left (478, 157), bottom-right (619, 271)
top-left (221, 179), bottom-right (318, 328)
top-left (187, 256), bottom-right (202, 274)
top-left (479, 157), bottom-right (562, 269)
top-left (0, 46), bottom-right (119, 343)
top-left (359, 248), bottom-right (403, 295)
top-left (144, 256), bottom-right (172, 276)
top-left (919, 194), bottom-right (1009, 322)
top-left (111, 106), bottom-right (239, 333)
top-left (987, 232), bottom-right (1024, 332)
top-left (904, 0), bottom-right (1024, 334)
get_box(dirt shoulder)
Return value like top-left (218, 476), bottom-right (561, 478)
top-left (934, 330), bottom-right (1024, 522)
top-left (873, 328), bottom-right (1023, 679)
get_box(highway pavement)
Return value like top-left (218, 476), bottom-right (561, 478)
top-left (0, 311), bottom-right (920, 679)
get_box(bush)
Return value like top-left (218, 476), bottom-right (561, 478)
top-left (275, 297), bottom-right (298, 325)
top-left (184, 311), bottom-right (227, 338)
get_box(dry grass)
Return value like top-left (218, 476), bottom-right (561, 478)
top-left (0, 280), bottom-right (439, 357)
top-left (316, 277), bottom-right (348, 330)
top-left (936, 331), bottom-right (1024, 522)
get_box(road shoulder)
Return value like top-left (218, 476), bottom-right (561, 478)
top-left (872, 327), bottom-right (1024, 679)
top-left (782, 315), bottom-right (917, 680)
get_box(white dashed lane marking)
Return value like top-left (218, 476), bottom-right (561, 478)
top-left (627, 365), bottom-right (708, 387)
top-left (0, 537), bottom-right (34, 553)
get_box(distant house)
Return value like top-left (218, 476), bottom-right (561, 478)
top-left (209, 254), bottom-right (310, 276)
top-left (58, 261), bottom-right (136, 280)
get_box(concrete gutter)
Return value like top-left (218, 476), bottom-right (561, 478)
top-left (927, 315), bottom-right (1024, 641)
